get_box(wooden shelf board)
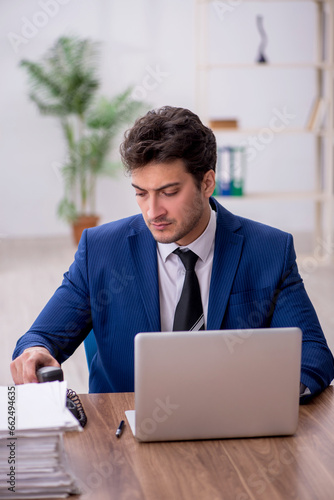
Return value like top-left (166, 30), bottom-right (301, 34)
top-left (211, 128), bottom-right (324, 134)
top-left (197, 63), bottom-right (332, 70)
top-left (216, 192), bottom-right (328, 202)
top-left (197, 0), bottom-right (329, 4)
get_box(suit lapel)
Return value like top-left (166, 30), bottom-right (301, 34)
top-left (207, 200), bottom-right (244, 330)
top-left (128, 218), bottom-right (161, 332)
top-left (127, 200), bottom-right (244, 333)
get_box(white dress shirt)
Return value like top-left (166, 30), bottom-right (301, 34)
top-left (157, 208), bottom-right (217, 332)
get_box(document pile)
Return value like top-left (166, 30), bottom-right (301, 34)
top-left (0, 381), bottom-right (81, 499)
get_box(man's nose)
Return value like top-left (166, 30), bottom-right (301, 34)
top-left (147, 197), bottom-right (166, 220)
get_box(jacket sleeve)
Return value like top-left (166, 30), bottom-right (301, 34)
top-left (270, 234), bottom-right (334, 397)
top-left (12, 230), bottom-right (92, 364)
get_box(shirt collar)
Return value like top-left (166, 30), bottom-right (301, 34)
top-left (157, 207), bottom-right (217, 263)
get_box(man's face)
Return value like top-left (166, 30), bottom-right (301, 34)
top-left (131, 159), bottom-right (215, 246)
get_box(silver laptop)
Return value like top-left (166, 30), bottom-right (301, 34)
top-left (125, 328), bottom-right (302, 442)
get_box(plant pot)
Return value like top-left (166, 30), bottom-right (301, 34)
top-left (72, 215), bottom-right (100, 245)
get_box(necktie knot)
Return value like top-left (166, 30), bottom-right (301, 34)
top-left (173, 248), bottom-right (199, 271)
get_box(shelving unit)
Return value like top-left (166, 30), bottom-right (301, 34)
top-left (195, 0), bottom-right (334, 257)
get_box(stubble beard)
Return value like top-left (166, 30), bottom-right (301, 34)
top-left (146, 193), bottom-right (205, 244)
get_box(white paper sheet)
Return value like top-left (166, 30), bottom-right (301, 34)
top-left (0, 382), bottom-right (81, 498)
top-left (125, 410), bottom-right (136, 436)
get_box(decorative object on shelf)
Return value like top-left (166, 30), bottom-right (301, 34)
top-left (20, 36), bottom-right (146, 245)
top-left (256, 15), bottom-right (268, 64)
top-left (208, 119), bottom-right (238, 129)
top-left (306, 97), bottom-right (327, 132)
top-left (215, 146), bottom-right (246, 197)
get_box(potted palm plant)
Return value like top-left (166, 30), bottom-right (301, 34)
top-left (21, 36), bottom-right (146, 244)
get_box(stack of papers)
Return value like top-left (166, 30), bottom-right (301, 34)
top-left (0, 381), bottom-right (81, 499)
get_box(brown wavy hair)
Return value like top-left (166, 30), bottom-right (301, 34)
top-left (120, 106), bottom-right (216, 187)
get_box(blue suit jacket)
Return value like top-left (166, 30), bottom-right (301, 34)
top-left (13, 198), bottom-right (334, 396)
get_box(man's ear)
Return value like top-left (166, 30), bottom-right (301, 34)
top-left (202, 170), bottom-right (216, 198)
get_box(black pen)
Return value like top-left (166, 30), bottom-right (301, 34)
top-left (116, 420), bottom-right (125, 438)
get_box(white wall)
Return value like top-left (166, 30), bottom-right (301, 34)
top-left (0, 0), bottom-right (324, 239)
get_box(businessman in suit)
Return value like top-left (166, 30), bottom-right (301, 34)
top-left (11, 106), bottom-right (334, 399)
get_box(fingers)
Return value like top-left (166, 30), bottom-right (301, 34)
top-left (10, 347), bottom-right (60, 385)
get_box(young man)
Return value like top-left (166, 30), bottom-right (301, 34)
top-left (11, 106), bottom-right (334, 399)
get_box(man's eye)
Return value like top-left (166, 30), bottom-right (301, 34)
top-left (135, 192), bottom-right (146, 197)
top-left (163, 191), bottom-right (177, 197)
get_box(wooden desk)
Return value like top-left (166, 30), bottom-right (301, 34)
top-left (63, 388), bottom-right (334, 500)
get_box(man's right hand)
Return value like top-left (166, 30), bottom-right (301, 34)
top-left (10, 347), bottom-right (60, 384)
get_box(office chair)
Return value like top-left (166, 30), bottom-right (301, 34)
top-left (83, 330), bottom-right (97, 371)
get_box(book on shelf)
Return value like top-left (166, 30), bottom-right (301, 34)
top-left (231, 147), bottom-right (244, 196)
top-left (214, 146), bottom-right (246, 197)
top-left (209, 119), bottom-right (238, 129)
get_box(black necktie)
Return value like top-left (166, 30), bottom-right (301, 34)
top-left (173, 249), bottom-right (205, 331)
